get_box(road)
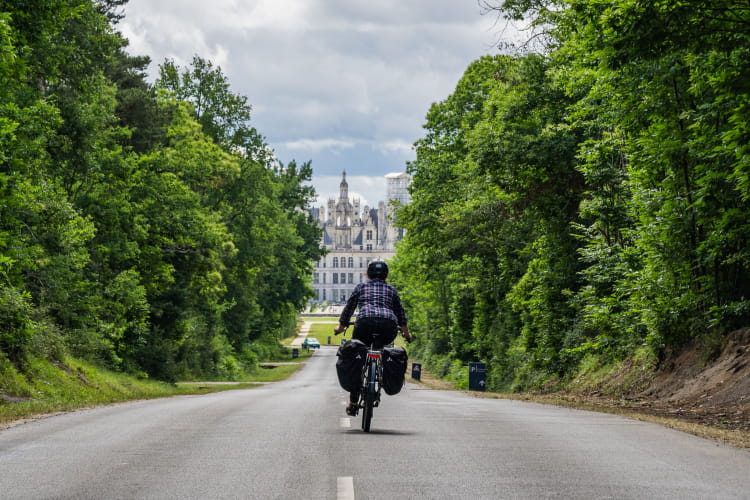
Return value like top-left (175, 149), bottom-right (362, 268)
top-left (1, 347), bottom-right (749, 499)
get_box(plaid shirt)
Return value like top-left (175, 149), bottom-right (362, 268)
top-left (339, 278), bottom-right (408, 327)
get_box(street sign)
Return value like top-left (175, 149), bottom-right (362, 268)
top-left (468, 362), bottom-right (486, 391)
top-left (411, 362), bottom-right (422, 381)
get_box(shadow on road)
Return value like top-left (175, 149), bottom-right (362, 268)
top-left (344, 429), bottom-right (417, 436)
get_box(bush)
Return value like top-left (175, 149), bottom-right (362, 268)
top-left (0, 285), bottom-right (34, 365)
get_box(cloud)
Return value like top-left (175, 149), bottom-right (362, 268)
top-left (121, 0), bottom-right (508, 181)
top-left (376, 139), bottom-right (414, 156)
top-left (283, 138), bottom-right (357, 154)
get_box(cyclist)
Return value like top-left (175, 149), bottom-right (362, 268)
top-left (334, 260), bottom-right (412, 416)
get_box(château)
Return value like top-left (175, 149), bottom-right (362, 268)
top-left (310, 171), bottom-right (410, 304)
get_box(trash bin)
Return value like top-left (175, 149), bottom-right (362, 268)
top-left (411, 362), bottom-right (422, 381)
top-left (292, 348), bottom-right (299, 359)
top-left (468, 362), bottom-right (486, 391)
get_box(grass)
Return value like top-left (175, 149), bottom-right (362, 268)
top-left (408, 361), bottom-right (750, 450)
top-left (300, 316), bottom-right (340, 322)
top-left (307, 323), bottom-right (346, 344)
top-left (0, 353), bottom-right (307, 428)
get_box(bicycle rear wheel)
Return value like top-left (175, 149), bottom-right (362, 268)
top-left (361, 360), bottom-right (376, 432)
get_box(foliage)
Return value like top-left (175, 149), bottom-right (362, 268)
top-left (395, 1), bottom-right (750, 391)
top-left (0, 1), bottom-right (322, 383)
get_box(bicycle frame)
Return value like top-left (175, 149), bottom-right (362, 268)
top-left (358, 347), bottom-right (382, 432)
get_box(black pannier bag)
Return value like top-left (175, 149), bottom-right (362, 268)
top-left (381, 346), bottom-right (408, 395)
top-left (336, 339), bottom-right (368, 392)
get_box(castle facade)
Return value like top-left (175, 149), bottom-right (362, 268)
top-left (310, 171), bottom-right (410, 304)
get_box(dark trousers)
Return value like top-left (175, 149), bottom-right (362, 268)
top-left (349, 317), bottom-right (398, 403)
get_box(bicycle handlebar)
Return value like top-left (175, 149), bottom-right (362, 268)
top-left (333, 322), bottom-right (415, 343)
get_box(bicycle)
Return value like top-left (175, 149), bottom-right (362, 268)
top-left (335, 323), bottom-right (412, 432)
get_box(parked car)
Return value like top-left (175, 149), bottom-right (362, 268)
top-left (302, 337), bottom-right (321, 349)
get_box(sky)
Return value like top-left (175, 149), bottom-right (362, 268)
top-left (119, 0), bottom-right (512, 207)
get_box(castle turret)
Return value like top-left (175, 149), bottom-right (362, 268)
top-left (339, 170), bottom-right (349, 201)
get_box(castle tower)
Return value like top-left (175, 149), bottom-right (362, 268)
top-left (339, 170), bottom-right (349, 201)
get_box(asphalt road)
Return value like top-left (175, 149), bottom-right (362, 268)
top-left (1, 347), bottom-right (749, 499)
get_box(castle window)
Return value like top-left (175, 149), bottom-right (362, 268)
top-left (313, 273), bottom-right (319, 284)
top-left (340, 258), bottom-right (346, 269)
top-left (340, 273), bottom-right (346, 284)
top-left (333, 273), bottom-right (339, 284)
top-left (333, 257), bottom-right (338, 268)
top-left (366, 230), bottom-right (373, 240)
top-left (348, 273), bottom-right (353, 284)
top-left (348, 257), bottom-right (354, 267)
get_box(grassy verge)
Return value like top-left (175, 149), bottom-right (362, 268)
top-left (0, 354), bottom-right (306, 428)
top-left (407, 360), bottom-right (750, 450)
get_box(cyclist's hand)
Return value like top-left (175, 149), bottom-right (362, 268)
top-left (333, 324), bottom-right (345, 335)
top-left (400, 325), bottom-right (412, 343)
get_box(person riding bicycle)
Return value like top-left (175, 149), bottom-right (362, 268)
top-left (334, 260), bottom-right (412, 416)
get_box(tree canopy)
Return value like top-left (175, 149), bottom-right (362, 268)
top-left (0, 1), bottom-right (322, 380)
top-left (394, 0), bottom-right (750, 390)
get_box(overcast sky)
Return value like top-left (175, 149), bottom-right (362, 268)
top-left (120, 0), bottom-right (507, 207)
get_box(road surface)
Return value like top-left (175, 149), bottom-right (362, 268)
top-left (1, 347), bottom-right (749, 499)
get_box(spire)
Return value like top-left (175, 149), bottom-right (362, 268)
top-left (339, 170), bottom-right (349, 200)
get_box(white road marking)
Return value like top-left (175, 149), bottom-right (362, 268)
top-left (340, 417), bottom-right (351, 428)
top-left (337, 476), bottom-right (355, 500)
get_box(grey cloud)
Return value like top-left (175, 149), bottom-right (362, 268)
top-left (122, 0), bottom-right (504, 182)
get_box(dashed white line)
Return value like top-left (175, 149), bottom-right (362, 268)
top-left (337, 476), bottom-right (355, 500)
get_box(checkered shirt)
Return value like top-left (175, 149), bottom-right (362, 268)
top-left (339, 278), bottom-right (408, 327)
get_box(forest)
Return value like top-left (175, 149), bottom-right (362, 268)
top-left (0, 1), bottom-right (323, 382)
top-left (3, 0), bottom-right (750, 396)
top-left (392, 0), bottom-right (750, 391)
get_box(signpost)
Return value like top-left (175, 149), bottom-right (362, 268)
top-left (468, 362), bottom-right (486, 391)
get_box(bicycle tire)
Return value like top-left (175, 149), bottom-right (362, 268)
top-left (362, 360), bottom-right (377, 432)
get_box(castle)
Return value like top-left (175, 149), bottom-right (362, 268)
top-left (310, 171), bottom-right (410, 304)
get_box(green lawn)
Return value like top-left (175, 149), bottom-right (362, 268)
top-left (306, 323), bottom-right (348, 344)
top-left (300, 316), bottom-right (340, 322)
top-left (0, 355), bottom-right (307, 426)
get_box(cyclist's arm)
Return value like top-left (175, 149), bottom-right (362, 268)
top-left (335, 285), bottom-right (360, 333)
top-left (392, 289), bottom-right (412, 341)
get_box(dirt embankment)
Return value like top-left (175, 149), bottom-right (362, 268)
top-left (574, 328), bottom-right (750, 434)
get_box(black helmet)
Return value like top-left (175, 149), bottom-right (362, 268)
top-left (367, 260), bottom-right (389, 280)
